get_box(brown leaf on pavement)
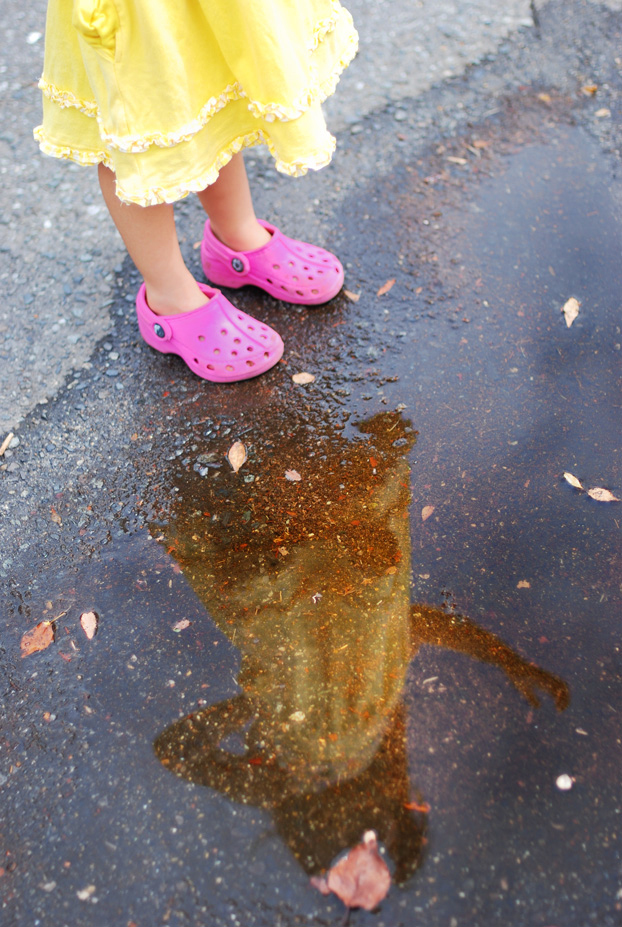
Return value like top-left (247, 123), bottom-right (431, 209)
top-left (0, 432), bottom-right (14, 457)
top-left (587, 487), bottom-right (620, 502)
top-left (563, 472), bottom-right (584, 490)
top-left (421, 505), bottom-right (435, 522)
top-left (344, 290), bottom-right (361, 302)
top-left (227, 441), bottom-right (247, 473)
top-left (80, 611), bottom-right (98, 639)
top-left (21, 621), bottom-right (55, 658)
top-left (292, 372), bottom-right (316, 385)
top-left (562, 297), bottom-right (580, 328)
top-left (376, 279), bottom-right (395, 297)
top-left (311, 831), bottom-right (391, 911)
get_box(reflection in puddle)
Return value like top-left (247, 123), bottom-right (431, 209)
top-left (153, 410), bottom-right (569, 892)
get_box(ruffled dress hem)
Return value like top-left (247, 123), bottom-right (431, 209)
top-left (34, 0), bottom-right (358, 205)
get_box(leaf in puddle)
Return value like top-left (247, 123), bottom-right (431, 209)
top-left (421, 505), bottom-right (435, 521)
top-left (311, 831), bottom-right (391, 911)
top-left (344, 289), bottom-right (361, 302)
top-left (376, 279), bottom-right (395, 297)
top-left (21, 621), bottom-right (55, 658)
top-left (563, 472), bottom-right (584, 490)
top-left (285, 469), bottom-right (302, 482)
top-left (587, 487), bottom-right (620, 502)
top-left (172, 618), bottom-right (191, 632)
top-left (80, 611), bottom-right (98, 639)
top-left (227, 441), bottom-right (247, 473)
top-left (292, 372), bottom-right (316, 385)
top-left (562, 297), bottom-right (580, 328)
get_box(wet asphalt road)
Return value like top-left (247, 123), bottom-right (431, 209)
top-left (2, 2), bottom-right (622, 926)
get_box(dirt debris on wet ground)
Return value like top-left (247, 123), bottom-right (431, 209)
top-left (2, 2), bottom-right (622, 926)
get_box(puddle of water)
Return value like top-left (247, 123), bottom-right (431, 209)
top-left (151, 405), bottom-right (568, 894)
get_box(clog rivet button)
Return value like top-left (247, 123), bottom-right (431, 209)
top-left (231, 257), bottom-right (244, 273)
top-left (154, 323), bottom-right (165, 338)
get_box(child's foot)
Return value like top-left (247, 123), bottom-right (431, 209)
top-left (201, 219), bottom-right (344, 305)
top-left (135, 281), bottom-right (283, 382)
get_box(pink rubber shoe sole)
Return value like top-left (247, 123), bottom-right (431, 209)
top-left (200, 219), bottom-right (344, 305)
top-left (135, 282), bottom-right (283, 382)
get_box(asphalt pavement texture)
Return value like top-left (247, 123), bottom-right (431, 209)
top-left (2, 1), bottom-right (622, 926)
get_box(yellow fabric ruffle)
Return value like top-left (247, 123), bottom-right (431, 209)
top-left (34, 0), bottom-right (358, 205)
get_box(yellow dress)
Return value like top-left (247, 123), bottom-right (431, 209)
top-left (35, 0), bottom-right (358, 205)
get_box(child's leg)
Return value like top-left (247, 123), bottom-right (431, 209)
top-left (98, 164), bottom-right (206, 315)
top-left (196, 153), bottom-right (271, 252)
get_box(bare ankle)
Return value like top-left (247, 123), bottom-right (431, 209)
top-left (145, 281), bottom-right (208, 315)
top-left (211, 219), bottom-right (272, 253)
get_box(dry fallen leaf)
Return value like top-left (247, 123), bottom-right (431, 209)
top-left (80, 611), bottom-right (98, 639)
top-left (227, 441), bottom-right (247, 473)
top-left (447, 156), bottom-right (468, 165)
top-left (538, 92), bottom-right (552, 104)
top-left (344, 289), bottom-right (361, 302)
top-left (581, 84), bottom-right (598, 96)
top-left (562, 297), bottom-right (580, 328)
top-left (292, 372), bottom-right (316, 385)
top-left (564, 472), bottom-right (584, 490)
top-left (50, 506), bottom-right (62, 526)
top-left (421, 505), bottom-right (435, 522)
top-left (172, 618), bottom-right (191, 632)
top-left (0, 432), bottom-right (14, 457)
top-left (376, 279), bottom-right (395, 297)
top-left (595, 108), bottom-right (611, 118)
top-left (517, 580), bottom-right (531, 589)
top-left (587, 487), bottom-right (620, 503)
top-left (311, 831), bottom-right (391, 911)
top-left (21, 621), bottom-right (55, 658)
top-left (285, 469), bottom-right (302, 482)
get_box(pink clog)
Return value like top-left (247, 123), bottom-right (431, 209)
top-left (135, 281), bottom-right (283, 382)
top-left (201, 219), bottom-right (344, 305)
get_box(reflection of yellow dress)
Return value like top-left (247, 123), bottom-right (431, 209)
top-left (35, 0), bottom-right (358, 205)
